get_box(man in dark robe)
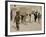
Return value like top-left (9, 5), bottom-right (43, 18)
top-left (34, 12), bottom-right (38, 22)
top-left (14, 11), bottom-right (20, 31)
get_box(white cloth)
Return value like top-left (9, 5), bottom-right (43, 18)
top-left (31, 14), bottom-right (34, 22)
top-left (26, 15), bottom-right (30, 22)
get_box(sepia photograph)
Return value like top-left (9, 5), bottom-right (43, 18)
top-left (6, 1), bottom-right (45, 36)
top-left (10, 5), bottom-right (42, 32)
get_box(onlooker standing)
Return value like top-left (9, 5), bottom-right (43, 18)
top-left (29, 14), bottom-right (31, 22)
top-left (34, 11), bottom-right (38, 22)
top-left (10, 10), bottom-right (12, 21)
top-left (38, 13), bottom-right (41, 24)
top-left (21, 15), bottom-right (24, 23)
top-left (31, 13), bottom-right (34, 22)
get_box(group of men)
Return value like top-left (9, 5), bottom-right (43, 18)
top-left (10, 10), bottom-right (41, 31)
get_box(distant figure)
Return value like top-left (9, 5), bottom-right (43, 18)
top-left (10, 10), bottom-right (12, 21)
top-left (38, 13), bottom-right (41, 24)
top-left (14, 11), bottom-right (20, 31)
top-left (31, 13), bottom-right (34, 22)
top-left (29, 14), bottom-right (31, 22)
top-left (34, 12), bottom-right (38, 22)
top-left (21, 15), bottom-right (24, 23)
top-left (23, 15), bottom-right (26, 23)
top-left (26, 14), bottom-right (29, 23)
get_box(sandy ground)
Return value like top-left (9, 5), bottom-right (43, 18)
top-left (10, 18), bottom-right (42, 32)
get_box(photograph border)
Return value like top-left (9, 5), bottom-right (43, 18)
top-left (5, 1), bottom-right (45, 36)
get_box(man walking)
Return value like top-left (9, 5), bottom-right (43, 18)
top-left (14, 11), bottom-right (20, 31)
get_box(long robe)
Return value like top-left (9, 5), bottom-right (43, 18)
top-left (31, 14), bottom-right (34, 22)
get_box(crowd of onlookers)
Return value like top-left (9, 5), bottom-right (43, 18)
top-left (10, 10), bottom-right (41, 31)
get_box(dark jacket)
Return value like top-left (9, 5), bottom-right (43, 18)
top-left (14, 15), bottom-right (20, 24)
